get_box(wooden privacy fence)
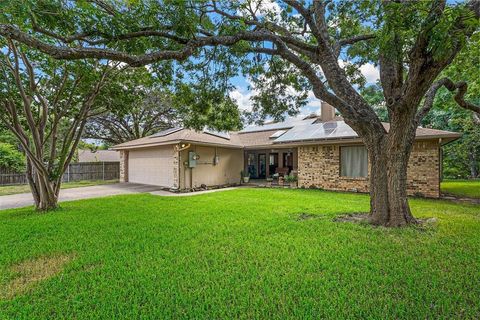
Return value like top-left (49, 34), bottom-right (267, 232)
top-left (0, 162), bottom-right (120, 186)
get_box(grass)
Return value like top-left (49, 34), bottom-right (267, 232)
top-left (0, 180), bottom-right (118, 196)
top-left (0, 189), bottom-right (479, 319)
top-left (441, 179), bottom-right (480, 199)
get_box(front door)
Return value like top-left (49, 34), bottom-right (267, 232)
top-left (258, 154), bottom-right (266, 179)
top-left (247, 153), bottom-right (257, 178)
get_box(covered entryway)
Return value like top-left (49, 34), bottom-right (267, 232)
top-left (128, 146), bottom-right (176, 187)
top-left (244, 148), bottom-right (298, 179)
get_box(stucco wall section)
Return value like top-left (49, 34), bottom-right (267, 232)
top-left (298, 140), bottom-right (440, 198)
top-left (172, 150), bottom-right (179, 189)
top-left (119, 150), bottom-right (128, 182)
top-left (179, 145), bottom-right (243, 189)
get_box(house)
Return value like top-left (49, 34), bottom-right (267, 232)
top-left (111, 103), bottom-right (461, 198)
top-left (78, 149), bottom-right (120, 162)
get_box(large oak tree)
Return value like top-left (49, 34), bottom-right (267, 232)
top-left (1, 0), bottom-right (479, 225)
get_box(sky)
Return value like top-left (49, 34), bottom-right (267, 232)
top-left (223, 0), bottom-right (382, 118)
top-left (226, 0), bottom-right (463, 117)
top-left (228, 63), bottom-right (380, 117)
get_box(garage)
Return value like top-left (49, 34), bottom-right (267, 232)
top-left (128, 146), bottom-right (176, 187)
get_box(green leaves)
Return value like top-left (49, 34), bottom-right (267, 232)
top-left (0, 142), bottom-right (25, 172)
top-left (173, 83), bottom-right (242, 131)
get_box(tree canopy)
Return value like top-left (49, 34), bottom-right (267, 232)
top-left (1, 0), bottom-right (478, 224)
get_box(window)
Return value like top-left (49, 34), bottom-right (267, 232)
top-left (340, 146), bottom-right (368, 178)
top-left (247, 153), bottom-right (255, 165)
top-left (269, 154), bottom-right (278, 166)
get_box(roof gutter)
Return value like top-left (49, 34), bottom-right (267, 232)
top-left (111, 139), bottom-right (244, 151)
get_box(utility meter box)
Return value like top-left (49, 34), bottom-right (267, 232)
top-left (188, 151), bottom-right (197, 168)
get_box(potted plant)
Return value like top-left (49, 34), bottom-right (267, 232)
top-left (266, 176), bottom-right (273, 187)
top-left (284, 174), bottom-right (298, 188)
top-left (241, 170), bottom-right (250, 183)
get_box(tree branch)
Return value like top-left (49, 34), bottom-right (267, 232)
top-left (0, 24), bottom-right (279, 66)
top-left (334, 34), bottom-right (376, 57)
top-left (416, 77), bottom-right (480, 123)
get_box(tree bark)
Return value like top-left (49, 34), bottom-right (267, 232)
top-left (366, 108), bottom-right (418, 227)
top-left (468, 147), bottom-right (478, 178)
top-left (25, 162), bottom-right (59, 211)
top-left (367, 138), bottom-right (389, 225)
top-left (367, 143), bottom-right (417, 227)
top-left (33, 176), bottom-right (59, 211)
top-left (24, 149), bottom-right (60, 212)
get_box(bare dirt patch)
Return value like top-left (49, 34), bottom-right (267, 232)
top-left (333, 213), bottom-right (438, 230)
top-left (296, 213), bottom-right (326, 221)
top-left (1, 253), bottom-right (74, 300)
top-left (333, 212), bottom-right (370, 223)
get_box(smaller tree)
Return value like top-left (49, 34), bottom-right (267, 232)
top-left (84, 68), bottom-right (178, 145)
top-left (0, 40), bottom-right (115, 210)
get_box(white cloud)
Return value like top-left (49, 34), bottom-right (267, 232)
top-left (229, 87), bottom-right (254, 111)
top-left (306, 91), bottom-right (321, 108)
top-left (360, 63), bottom-right (380, 84)
top-left (237, 0), bottom-right (282, 19)
top-left (230, 62), bottom-right (379, 115)
top-left (300, 90), bottom-right (321, 117)
top-left (338, 60), bottom-right (380, 84)
top-left (231, 76), bottom-right (324, 115)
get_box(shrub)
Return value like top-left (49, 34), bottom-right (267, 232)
top-left (0, 143), bottom-right (25, 172)
top-left (284, 174), bottom-right (298, 183)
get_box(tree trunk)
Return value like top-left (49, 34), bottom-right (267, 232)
top-left (26, 163), bottom-right (59, 211)
top-left (34, 175), bottom-right (59, 211)
top-left (367, 137), bottom-right (417, 227)
top-left (468, 148), bottom-right (478, 178)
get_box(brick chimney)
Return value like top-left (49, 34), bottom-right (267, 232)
top-left (321, 101), bottom-right (335, 121)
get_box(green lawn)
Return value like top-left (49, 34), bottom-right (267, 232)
top-left (0, 189), bottom-right (479, 319)
top-left (0, 180), bottom-right (118, 196)
top-left (441, 179), bottom-right (480, 199)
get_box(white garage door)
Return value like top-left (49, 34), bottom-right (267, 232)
top-left (128, 147), bottom-right (175, 187)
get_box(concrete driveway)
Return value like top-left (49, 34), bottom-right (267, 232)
top-left (0, 183), bottom-right (166, 210)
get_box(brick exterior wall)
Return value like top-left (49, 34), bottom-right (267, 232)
top-left (406, 141), bottom-right (441, 197)
top-left (297, 140), bottom-right (440, 198)
top-left (119, 150), bottom-right (129, 183)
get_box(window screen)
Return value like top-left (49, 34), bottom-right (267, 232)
top-left (341, 146), bottom-right (368, 178)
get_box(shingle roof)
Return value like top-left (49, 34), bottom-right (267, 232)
top-left (236, 129), bottom-right (281, 147)
top-left (112, 118), bottom-right (461, 150)
top-left (78, 149), bottom-right (120, 162)
top-left (112, 128), bottom-right (244, 150)
top-left (240, 117), bottom-right (317, 133)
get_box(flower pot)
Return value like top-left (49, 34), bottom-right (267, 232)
top-left (243, 177), bottom-right (250, 183)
